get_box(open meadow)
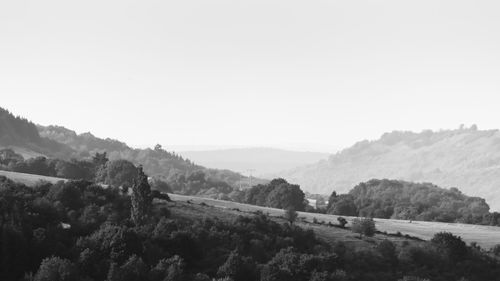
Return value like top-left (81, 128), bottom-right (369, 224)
top-left (169, 193), bottom-right (500, 250)
top-left (0, 170), bottom-right (67, 186)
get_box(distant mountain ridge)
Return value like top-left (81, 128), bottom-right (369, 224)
top-left (179, 147), bottom-right (329, 177)
top-left (280, 126), bottom-right (500, 210)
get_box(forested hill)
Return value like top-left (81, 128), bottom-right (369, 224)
top-left (37, 125), bottom-right (262, 190)
top-left (38, 125), bottom-right (196, 177)
top-left (280, 126), bottom-right (500, 210)
top-left (326, 179), bottom-right (499, 226)
top-left (0, 108), bottom-right (73, 158)
top-left (0, 107), bottom-right (263, 195)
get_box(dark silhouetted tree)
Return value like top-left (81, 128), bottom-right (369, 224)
top-left (431, 232), bottom-right (467, 261)
top-left (337, 217), bottom-right (347, 228)
top-left (131, 166), bottom-right (152, 225)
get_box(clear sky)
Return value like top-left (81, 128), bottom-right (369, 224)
top-left (1, 0), bottom-right (499, 152)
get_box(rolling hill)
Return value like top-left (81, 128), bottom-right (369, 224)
top-left (0, 107), bottom-right (74, 158)
top-left (280, 126), bottom-right (500, 210)
top-left (178, 147), bottom-right (329, 177)
top-left (0, 107), bottom-right (263, 193)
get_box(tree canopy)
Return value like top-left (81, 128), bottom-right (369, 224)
top-left (242, 178), bottom-right (307, 211)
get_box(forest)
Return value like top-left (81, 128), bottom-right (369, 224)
top-left (0, 148), bottom-right (240, 199)
top-left (326, 179), bottom-right (500, 226)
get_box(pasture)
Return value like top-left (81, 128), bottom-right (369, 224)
top-left (0, 170), bottom-right (67, 186)
top-left (169, 193), bottom-right (500, 250)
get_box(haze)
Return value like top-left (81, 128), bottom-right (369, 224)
top-left (1, 0), bottom-right (499, 152)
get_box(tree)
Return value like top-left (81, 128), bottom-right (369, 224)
top-left (431, 232), bottom-right (467, 261)
top-left (99, 160), bottom-right (138, 188)
top-left (327, 195), bottom-right (357, 216)
top-left (117, 255), bottom-right (148, 281)
top-left (131, 166), bottom-right (152, 225)
top-left (337, 217), bottom-right (347, 228)
top-left (150, 255), bottom-right (185, 281)
top-left (377, 240), bottom-right (397, 265)
top-left (92, 152), bottom-right (109, 167)
top-left (351, 218), bottom-right (376, 238)
top-left (284, 207), bottom-right (298, 225)
top-left (34, 256), bottom-right (78, 281)
top-left (492, 244), bottom-right (500, 256)
top-left (217, 250), bottom-right (257, 281)
top-left (243, 178), bottom-right (306, 211)
top-left (266, 180), bottom-right (306, 211)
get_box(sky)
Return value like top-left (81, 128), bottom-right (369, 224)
top-left (1, 0), bottom-right (499, 152)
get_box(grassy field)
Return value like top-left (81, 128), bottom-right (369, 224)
top-left (0, 170), bottom-right (67, 186)
top-left (161, 196), bottom-right (415, 250)
top-left (169, 194), bottom-right (500, 250)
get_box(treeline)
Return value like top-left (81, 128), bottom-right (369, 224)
top-left (326, 179), bottom-right (500, 226)
top-left (1, 174), bottom-right (500, 281)
top-left (0, 148), bottom-right (100, 180)
top-left (0, 148), bottom-right (242, 198)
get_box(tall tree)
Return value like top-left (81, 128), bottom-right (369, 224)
top-left (131, 166), bottom-right (152, 225)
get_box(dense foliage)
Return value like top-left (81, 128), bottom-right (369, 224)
top-left (1, 175), bottom-right (500, 281)
top-left (0, 149), bottom-right (98, 181)
top-left (327, 179), bottom-right (500, 226)
top-left (241, 178), bottom-right (307, 211)
top-left (350, 218), bottom-right (376, 238)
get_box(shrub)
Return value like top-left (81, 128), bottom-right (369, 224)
top-left (431, 232), bottom-right (467, 261)
top-left (351, 218), bottom-right (376, 238)
top-left (337, 217), bottom-right (347, 228)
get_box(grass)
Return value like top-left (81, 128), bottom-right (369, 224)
top-left (168, 194), bottom-right (500, 250)
top-left (158, 196), bottom-right (423, 252)
top-left (0, 170), bottom-right (67, 186)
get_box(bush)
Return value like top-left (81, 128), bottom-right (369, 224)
top-left (431, 232), bottom-right (467, 261)
top-left (337, 217), bottom-right (347, 228)
top-left (351, 218), bottom-right (376, 238)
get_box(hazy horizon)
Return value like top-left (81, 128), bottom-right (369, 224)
top-left (2, 0), bottom-right (500, 152)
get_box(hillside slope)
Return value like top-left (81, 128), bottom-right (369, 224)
top-left (280, 127), bottom-right (500, 210)
top-left (169, 193), bottom-right (500, 250)
top-left (179, 147), bottom-right (328, 177)
top-left (0, 108), bottom-right (74, 158)
top-left (38, 125), bottom-right (265, 189)
top-left (0, 107), bottom-right (263, 193)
